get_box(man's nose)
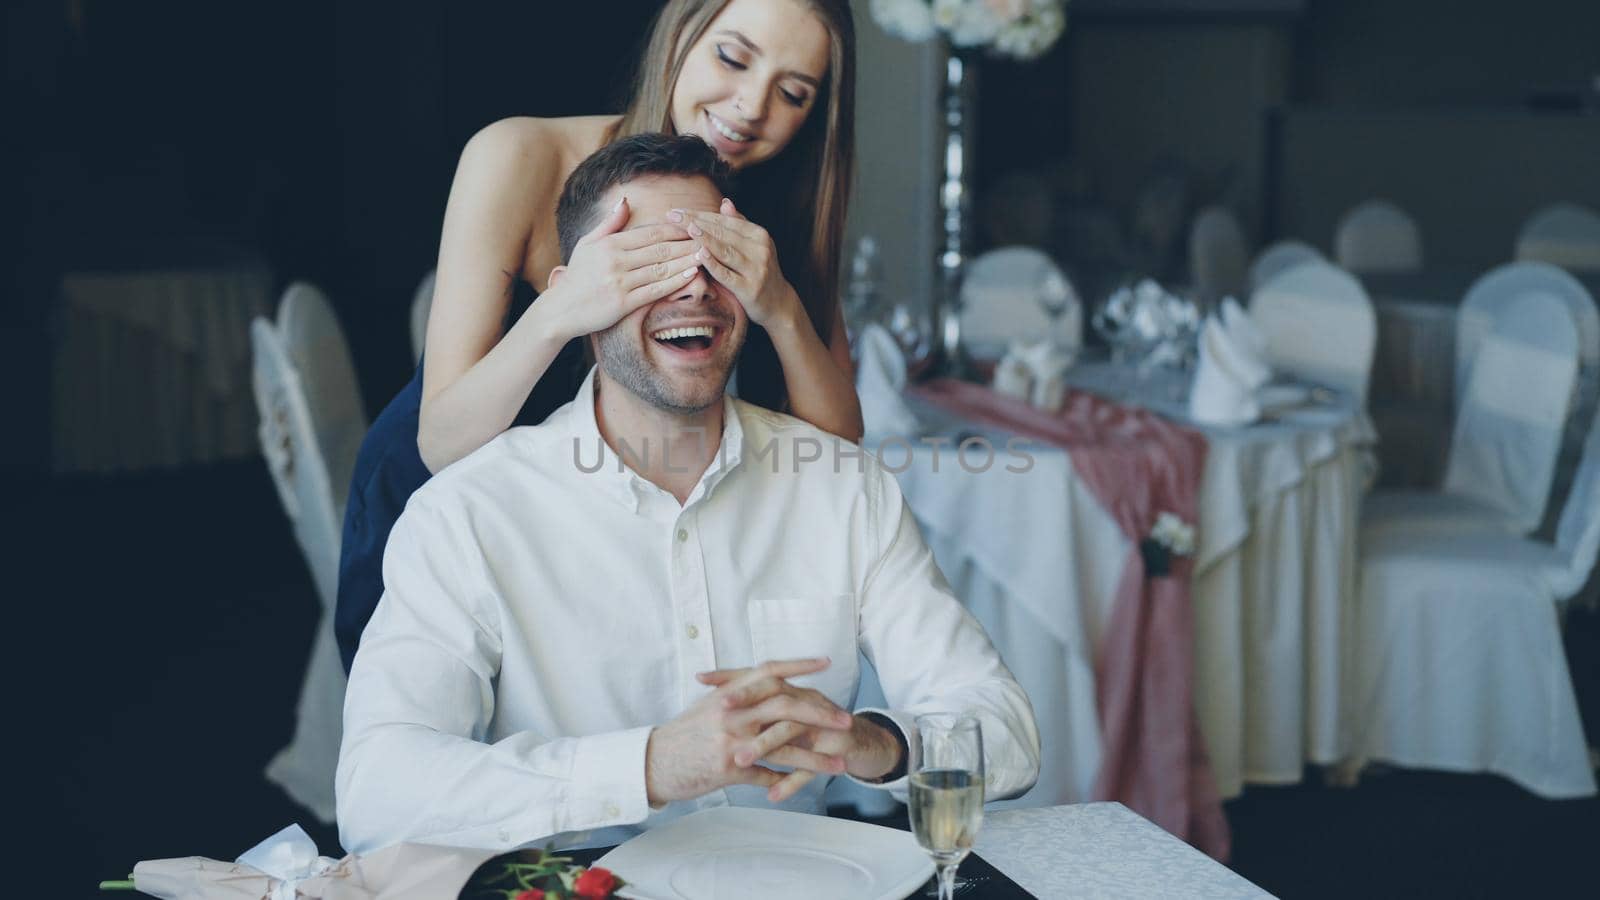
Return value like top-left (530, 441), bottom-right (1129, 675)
top-left (670, 266), bottom-right (717, 303)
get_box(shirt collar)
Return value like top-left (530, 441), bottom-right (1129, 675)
top-left (568, 366), bottom-right (746, 514)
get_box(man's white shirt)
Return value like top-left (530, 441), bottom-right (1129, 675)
top-left (337, 368), bottom-right (1039, 853)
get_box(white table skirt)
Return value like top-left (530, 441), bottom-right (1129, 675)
top-left (976, 803), bottom-right (1273, 898)
top-left (837, 381), bottom-right (1373, 811)
top-left (51, 262), bottom-right (274, 472)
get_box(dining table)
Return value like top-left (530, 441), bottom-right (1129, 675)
top-left (836, 357), bottom-right (1374, 834)
top-left (572, 803), bottom-right (1271, 899)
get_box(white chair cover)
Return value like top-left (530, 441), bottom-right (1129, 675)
top-left (1515, 202), bottom-right (1600, 272)
top-left (1362, 292), bottom-right (1580, 541)
top-left (1458, 263), bottom-right (1600, 536)
top-left (410, 269), bottom-right (436, 364)
top-left (255, 282), bottom-right (366, 824)
top-left (1455, 261), bottom-right (1599, 392)
top-left (1441, 292), bottom-right (1579, 532)
top-left (1549, 409), bottom-right (1600, 598)
top-left (1249, 261), bottom-right (1377, 402)
top-left (957, 247), bottom-right (1080, 359)
top-left (1188, 206), bottom-right (1250, 302)
top-left (277, 282), bottom-right (367, 517)
top-left (1347, 413), bottom-right (1600, 799)
top-left (251, 317), bottom-right (347, 823)
top-left (1248, 239), bottom-right (1324, 293)
top-left (1334, 199), bottom-right (1422, 274)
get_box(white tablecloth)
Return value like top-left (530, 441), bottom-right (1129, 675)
top-left (976, 803), bottom-right (1273, 898)
top-left (51, 260), bottom-right (274, 472)
top-left (847, 365), bottom-right (1373, 809)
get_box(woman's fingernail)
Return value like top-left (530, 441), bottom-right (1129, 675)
top-left (696, 247), bottom-right (708, 260)
top-left (667, 209), bottom-right (683, 222)
top-left (683, 266), bottom-right (699, 279)
top-left (688, 223), bottom-right (703, 237)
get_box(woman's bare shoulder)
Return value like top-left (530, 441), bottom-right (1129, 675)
top-left (462, 115), bottom-right (620, 169)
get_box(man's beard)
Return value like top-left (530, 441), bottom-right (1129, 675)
top-left (593, 319), bottom-right (741, 415)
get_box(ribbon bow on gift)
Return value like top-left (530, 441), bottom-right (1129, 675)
top-left (119, 824), bottom-right (340, 900)
top-left (992, 338), bottom-right (1077, 412)
top-left (236, 825), bottom-right (341, 900)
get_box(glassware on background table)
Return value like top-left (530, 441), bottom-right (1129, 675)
top-left (1037, 268), bottom-right (1075, 349)
top-left (888, 298), bottom-right (937, 376)
top-left (910, 713), bottom-right (985, 900)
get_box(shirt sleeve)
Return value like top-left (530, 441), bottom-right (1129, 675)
top-left (335, 494), bottom-right (652, 854)
top-left (847, 461), bottom-right (1042, 801)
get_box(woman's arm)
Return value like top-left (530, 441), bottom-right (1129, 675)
top-left (767, 297), bottom-right (864, 443)
top-left (417, 119), bottom-right (569, 472)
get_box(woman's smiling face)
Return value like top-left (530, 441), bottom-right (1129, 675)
top-left (670, 0), bottom-right (831, 171)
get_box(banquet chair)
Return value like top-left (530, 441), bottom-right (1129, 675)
top-left (1459, 264), bottom-right (1600, 533)
top-left (1249, 260), bottom-right (1377, 403)
top-left (410, 269), bottom-right (436, 364)
top-left (278, 282), bottom-right (367, 512)
top-left (957, 246), bottom-right (1080, 359)
top-left (1361, 291), bottom-right (1578, 541)
top-left (1515, 202), bottom-right (1600, 272)
top-left (1188, 205), bottom-right (1250, 302)
top-left (252, 281), bottom-right (367, 823)
top-left (1247, 239), bottom-right (1323, 293)
top-left (1334, 199), bottom-right (1422, 274)
top-left (1346, 410), bottom-right (1600, 800)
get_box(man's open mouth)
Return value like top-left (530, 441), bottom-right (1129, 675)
top-left (650, 324), bottom-right (719, 355)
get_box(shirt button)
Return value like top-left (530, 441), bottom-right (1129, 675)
top-left (604, 802), bottom-right (621, 818)
top-left (686, 624), bottom-right (699, 639)
top-left (677, 528), bottom-right (689, 542)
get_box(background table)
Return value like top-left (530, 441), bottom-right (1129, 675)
top-left (859, 364), bottom-right (1372, 808)
top-left (50, 244), bottom-right (273, 473)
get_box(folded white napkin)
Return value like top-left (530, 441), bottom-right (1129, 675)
top-left (855, 323), bottom-right (921, 440)
top-left (1219, 296), bottom-right (1267, 359)
top-left (992, 352), bottom-right (1034, 404)
top-left (1188, 313), bottom-right (1271, 426)
top-left (993, 339), bottom-right (1076, 413)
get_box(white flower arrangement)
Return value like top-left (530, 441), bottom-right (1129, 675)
top-left (869, 0), bottom-right (1068, 61)
top-left (1149, 511), bottom-right (1196, 557)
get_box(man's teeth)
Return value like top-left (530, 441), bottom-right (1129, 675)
top-left (709, 115), bottom-right (751, 143)
top-left (652, 325), bottom-right (716, 341)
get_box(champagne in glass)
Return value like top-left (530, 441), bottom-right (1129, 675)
top-left (910, 714), bottom-right (984, 900)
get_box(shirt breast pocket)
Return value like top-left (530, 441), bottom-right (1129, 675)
top-left (747, 593), bottom-right (860, 708)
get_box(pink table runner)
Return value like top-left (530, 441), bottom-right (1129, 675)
top-left (911, 378), bottom-right (1231, 860)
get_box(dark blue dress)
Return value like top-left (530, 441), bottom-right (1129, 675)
top-left (336, 286), bottom-right (588, 671)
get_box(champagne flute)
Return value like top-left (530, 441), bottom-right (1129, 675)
top-left (909, 713), bottom-right (985, 900)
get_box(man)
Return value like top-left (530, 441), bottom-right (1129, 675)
top-left (336, 133), bottom-right (1039, 854)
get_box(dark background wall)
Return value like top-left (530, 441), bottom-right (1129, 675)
top-left (11, 0), bottom-right (663, 470)
top-left (971, 0), bottom-right (1600, 289)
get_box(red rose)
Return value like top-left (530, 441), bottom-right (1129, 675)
top-left (573, 866), bottom-right (618, 898)
top-left (513, 890), bottom-right (544, 900)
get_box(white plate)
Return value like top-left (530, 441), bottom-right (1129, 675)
top-left (596, 807), bottom-right (934, 900)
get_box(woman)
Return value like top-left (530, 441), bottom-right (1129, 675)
top-left (336, 0), bottom-right (861, 670)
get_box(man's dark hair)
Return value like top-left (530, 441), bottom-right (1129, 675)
top-left (556, 133), bottom-right (735, 263)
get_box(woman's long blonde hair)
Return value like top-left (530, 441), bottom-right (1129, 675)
top-left (612, 0), bottom-right (856, 413)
